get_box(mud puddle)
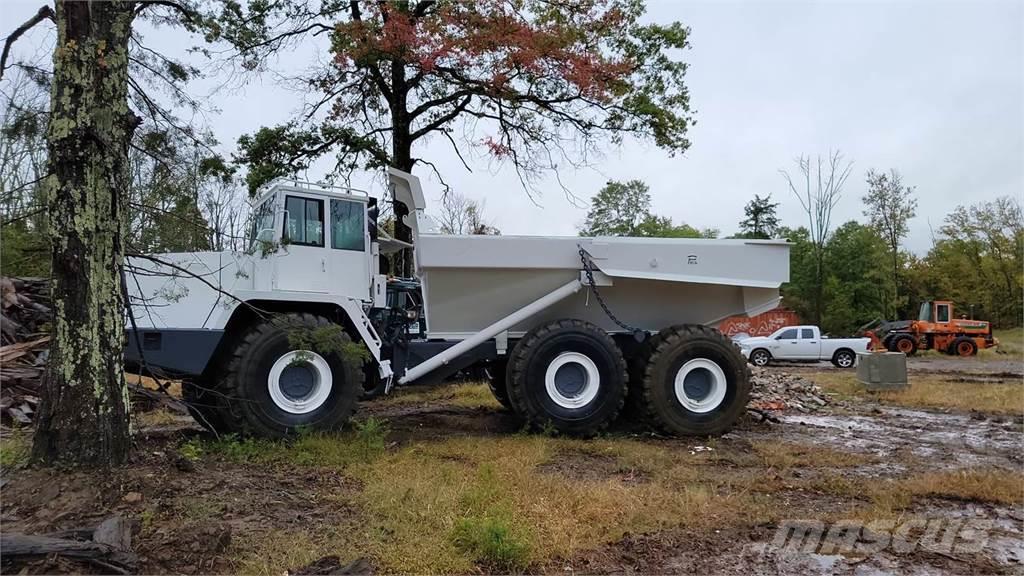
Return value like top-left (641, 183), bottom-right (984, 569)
top-left (758, 407), bottom-right (1023, 469)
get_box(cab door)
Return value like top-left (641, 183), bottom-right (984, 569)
top-left (326, 197), bottom-right (371, 301)
top-left (771, 328), bottom-right (799, 359)
top-left (794, 327), bottom-right (820, 359)
top-left (276, 194), bottom-right (329, 293)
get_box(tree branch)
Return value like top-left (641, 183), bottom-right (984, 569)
top-left (134, 0), bottom-right (196, 24)
top-left (0, 5), bottom-right (55, 82)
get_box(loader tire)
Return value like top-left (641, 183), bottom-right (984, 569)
top-left (219, 313), bottom-right (362, 438)
top-left (950, 337), bottom-right (977, 357)
top-left (507, 319), bottom-right (627, 436)
top-left (641, 325), bottom-right (750, 436)
top-left (891, 335), bottom-right (917, 356)
top-left (182, 377), bottom-right (229, 434)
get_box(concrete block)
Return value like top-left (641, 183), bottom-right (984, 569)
top-left (856, 352), bottom-right (909, 390)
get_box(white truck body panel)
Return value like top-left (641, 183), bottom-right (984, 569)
top-left (416, 237), bottom-right (788, 338)
top-left (738, 325), bottom-right (869, 362)
top-left (127, 169), bottom-right (790, 384)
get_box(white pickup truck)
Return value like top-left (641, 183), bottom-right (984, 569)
top-left (738, 325), bottom-right (870, 368)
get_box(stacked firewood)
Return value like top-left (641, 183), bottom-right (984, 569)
top-left (0, 277), bottom-right (50, 424)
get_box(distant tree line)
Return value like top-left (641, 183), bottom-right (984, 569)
top-left (579, 157), bottom-right (1023, 333)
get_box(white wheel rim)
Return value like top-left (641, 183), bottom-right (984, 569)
top-left (544, 351), bottom-right (601, 409)
top-left (753, 351), bottom-right (768, 366)
top-left (838, 353), bottom-right (853, 367)
top-left (267, 350), bottom-right (333, 414)
top-left (674, 358), bottom-right (728, 413)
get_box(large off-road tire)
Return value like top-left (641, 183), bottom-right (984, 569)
top-left (831, 349), bottom-right (856, 369)
top-left (360, 366), bottom-right (387, 400)
top-left (182, 377), bottom-right (229, 433)
top-left (641, 325), bottom-right (750, 436)
top-left (950, 336), bottom-right (978, 357)
top-left (891, 334), bottom-right (918, 356)
top-left (487, 360), bottom-right (514, 411)
top-left (749, 348), bottom-right (771, 367)
top-left (507, 319), bottom-right (627, 436)
top-left (218, 313), bottom-right (362, 438)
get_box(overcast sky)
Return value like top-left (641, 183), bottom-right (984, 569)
top-left (5, 1), bottom-right (1022, 253)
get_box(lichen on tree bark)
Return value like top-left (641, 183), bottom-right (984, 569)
top-left (32, 1), bottom-right (139, 466)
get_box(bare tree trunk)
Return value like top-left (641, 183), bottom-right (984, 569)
top-left (390, 58), bottom-right (414, 277)
top-left (32, 0), bottom-right (139, 466)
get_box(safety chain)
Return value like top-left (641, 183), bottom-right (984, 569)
top-left (578, 246), bottom-right (647, 342)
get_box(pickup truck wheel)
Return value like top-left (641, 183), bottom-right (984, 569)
top-left (182, 378), bottom-right (229, 433)
top-left (892, 335), bottom-right (917, 356)
top-left (831, 349), bottom-right (856, 368)
top-left (642, 325), bottom-right (750, 436)
top-left (219, 313), bottom-right (362, 438)
top-left (749, 349), bottom-right (771, 367)
top-left (507, 319), bottom-right (627, 436)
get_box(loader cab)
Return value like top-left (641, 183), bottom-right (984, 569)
top-left (248, 183), bottom-right (375, 300)
top-left (918, 301), bottom-right (952, 324)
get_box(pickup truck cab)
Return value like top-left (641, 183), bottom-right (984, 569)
top-left (738, 325), bottom-right (869, 368)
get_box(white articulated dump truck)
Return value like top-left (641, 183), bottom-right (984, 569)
top-left (126, 169), bottom-right (789, 438)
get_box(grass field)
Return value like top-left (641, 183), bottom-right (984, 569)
top-left (807, 370), bottom-right (1023, 414)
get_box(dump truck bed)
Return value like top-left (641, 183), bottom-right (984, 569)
top-left (416, 234), bottom-right (790, 338)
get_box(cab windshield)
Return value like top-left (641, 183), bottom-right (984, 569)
top-left (248, 199), bottom-right (275, 251)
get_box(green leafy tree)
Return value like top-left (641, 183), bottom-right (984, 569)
top-left (777, 226), bottom-right (815, 322)
top-left (737, 194), bottom-right (780, 239)
top-left (863, 169), bottom-right (917, 316)
top-left (580, 180), bottom-right (712, 238)
top-left (924, 197), bottom-right (1023, 326)
top-left (821, 221), bottom-right (890, 333)
top-left (579, 180), bottom-right (651, 237)
top-left (213, 0), bottom-right (694, 275)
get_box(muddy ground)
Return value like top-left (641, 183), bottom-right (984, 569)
top-left (1, 358), bottom-right (1021, 575)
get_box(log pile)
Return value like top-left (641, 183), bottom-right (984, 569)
top-left (1, 277), bottom-right (50, 424)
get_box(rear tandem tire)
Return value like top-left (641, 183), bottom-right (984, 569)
top-left (507, 319), bottom-right (627, 436)
top-left (218, 313), bottom-right (362, 438)
top-left (641, 325), bottom-right (750, 436)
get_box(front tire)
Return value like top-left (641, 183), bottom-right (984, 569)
top-left (219, 313), bottom-right (362, 438)
top-left (641, 325), bottom-right (750, 436)
top-left (507, 319), bottom-right (627, 436)
top-left (891, 334), bottom-right (918, 356)
top-left (749, 348), bottom-right (771, 367)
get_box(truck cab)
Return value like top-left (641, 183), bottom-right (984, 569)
top-left (763, 325), bottom-right (821, 360)
top-left (248, 183), bottom-right (380, 303)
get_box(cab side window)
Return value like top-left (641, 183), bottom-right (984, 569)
top-left (284, 196), bottom-right (324, 247)
top-left (330, 199), bottom-right (366, 252)
top-left (777, 328), bottom-right (798, 340)
top-left (936, 304), bottom-right (950, 323)
top-left (801, 328), bottom-right (814, 339)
